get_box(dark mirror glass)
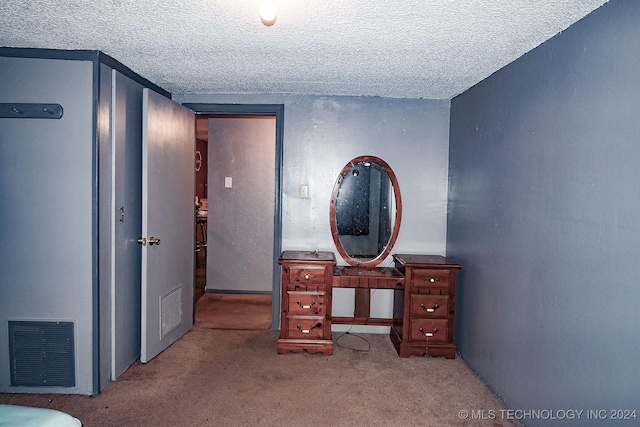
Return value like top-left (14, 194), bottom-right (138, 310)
top-left (330, 156), bottom-right (402, 267)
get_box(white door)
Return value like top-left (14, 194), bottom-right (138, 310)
top-left (140, 89), bottom-right (195, 363)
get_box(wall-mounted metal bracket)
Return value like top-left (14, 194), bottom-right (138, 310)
top-left (0, 103), bottom-right (63, 119)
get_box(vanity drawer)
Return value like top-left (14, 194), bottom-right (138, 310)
top-left (288, 266), bottom-right (327, 285)
top-left (409, 319), bottom-right (449, 343)
top-left (287, 291), bottom-right (325, 316)
top-left (409, 294), bottom-right (449, 318)
top-left (287, 317), bottom-right (326, 339)
top-left (411, 269), bottom-right (451, 289)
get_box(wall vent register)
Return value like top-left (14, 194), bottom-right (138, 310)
top-left (8, 321), bottom-right (76, 387)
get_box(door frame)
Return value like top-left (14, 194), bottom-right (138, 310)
top-left (183, 103), bottom-right (284, 330)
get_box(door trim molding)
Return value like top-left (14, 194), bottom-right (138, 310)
top-left (182, 103), bottom-right (284, 331)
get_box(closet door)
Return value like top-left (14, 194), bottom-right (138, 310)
top-left (140, 89), bottom-right (195, 363)
top-left (111, 70), bottom-right (143, 379)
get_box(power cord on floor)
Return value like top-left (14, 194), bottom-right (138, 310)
top-left (334, 288), bottom-right (379, 352)
top-left (334, 326), bottom-right (371, 352)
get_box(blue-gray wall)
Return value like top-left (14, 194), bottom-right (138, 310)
top-left (0, 57), bottom-right (96, 394)
top-left (448, 1), bottom-right (640, 424)
top-left (176, 94), bottom-right (451, 332)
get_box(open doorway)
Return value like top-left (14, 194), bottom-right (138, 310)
top-left (194, 117), bottom-right (208, 301)
top-left (186, 104), bottom-right (284, 331)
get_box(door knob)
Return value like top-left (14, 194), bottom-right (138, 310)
top-left (148, 236), bottom-right (161, 246)
top-left (137, 237), bottom-right (146, 246)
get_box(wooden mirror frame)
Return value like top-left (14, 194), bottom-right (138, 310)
top-left (329, 155), bottom-right (402, 267)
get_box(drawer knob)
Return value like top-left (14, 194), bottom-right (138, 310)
top-left (419, 327), bottom-right (439, 337)
top-left (296, 323), bottom-right (321, 334)
top-left (301, 273), bottom-right (315, 280)
top-left (420, 303), bottom-right (440, 313)
top-left (296, 300), bottom-right (316, 309)
top-left (427, 277), bottom-right (439, 283)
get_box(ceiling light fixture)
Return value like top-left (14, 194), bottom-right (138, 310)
top-left (260, 0), bottom-right (277, 26)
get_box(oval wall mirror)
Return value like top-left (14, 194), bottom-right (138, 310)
top-left (330, 155), bottom-right (402, 267)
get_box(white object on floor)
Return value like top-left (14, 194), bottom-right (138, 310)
top-left (0, 404), bottom-right (82, 427)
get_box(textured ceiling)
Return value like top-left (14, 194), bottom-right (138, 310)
top-left (1, 0), bottom-right (608, 99)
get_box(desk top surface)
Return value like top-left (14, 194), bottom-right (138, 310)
top-left (393, 254), bottom-right (461, 268)
top-left (279, 250), bottom-right (336, 263)
top-left (333, 265), bottom-right (403, 278)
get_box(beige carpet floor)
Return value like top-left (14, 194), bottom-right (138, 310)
top-left (0, 295), bottom-right (520, 427)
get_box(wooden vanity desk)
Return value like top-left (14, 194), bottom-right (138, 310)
top-left (277, 251), bottom-right (461, 358)
top-left (279, 155), bottom-right (461, 358)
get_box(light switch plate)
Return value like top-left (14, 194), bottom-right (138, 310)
top-left (224, 177), bottom-right (232, 188)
